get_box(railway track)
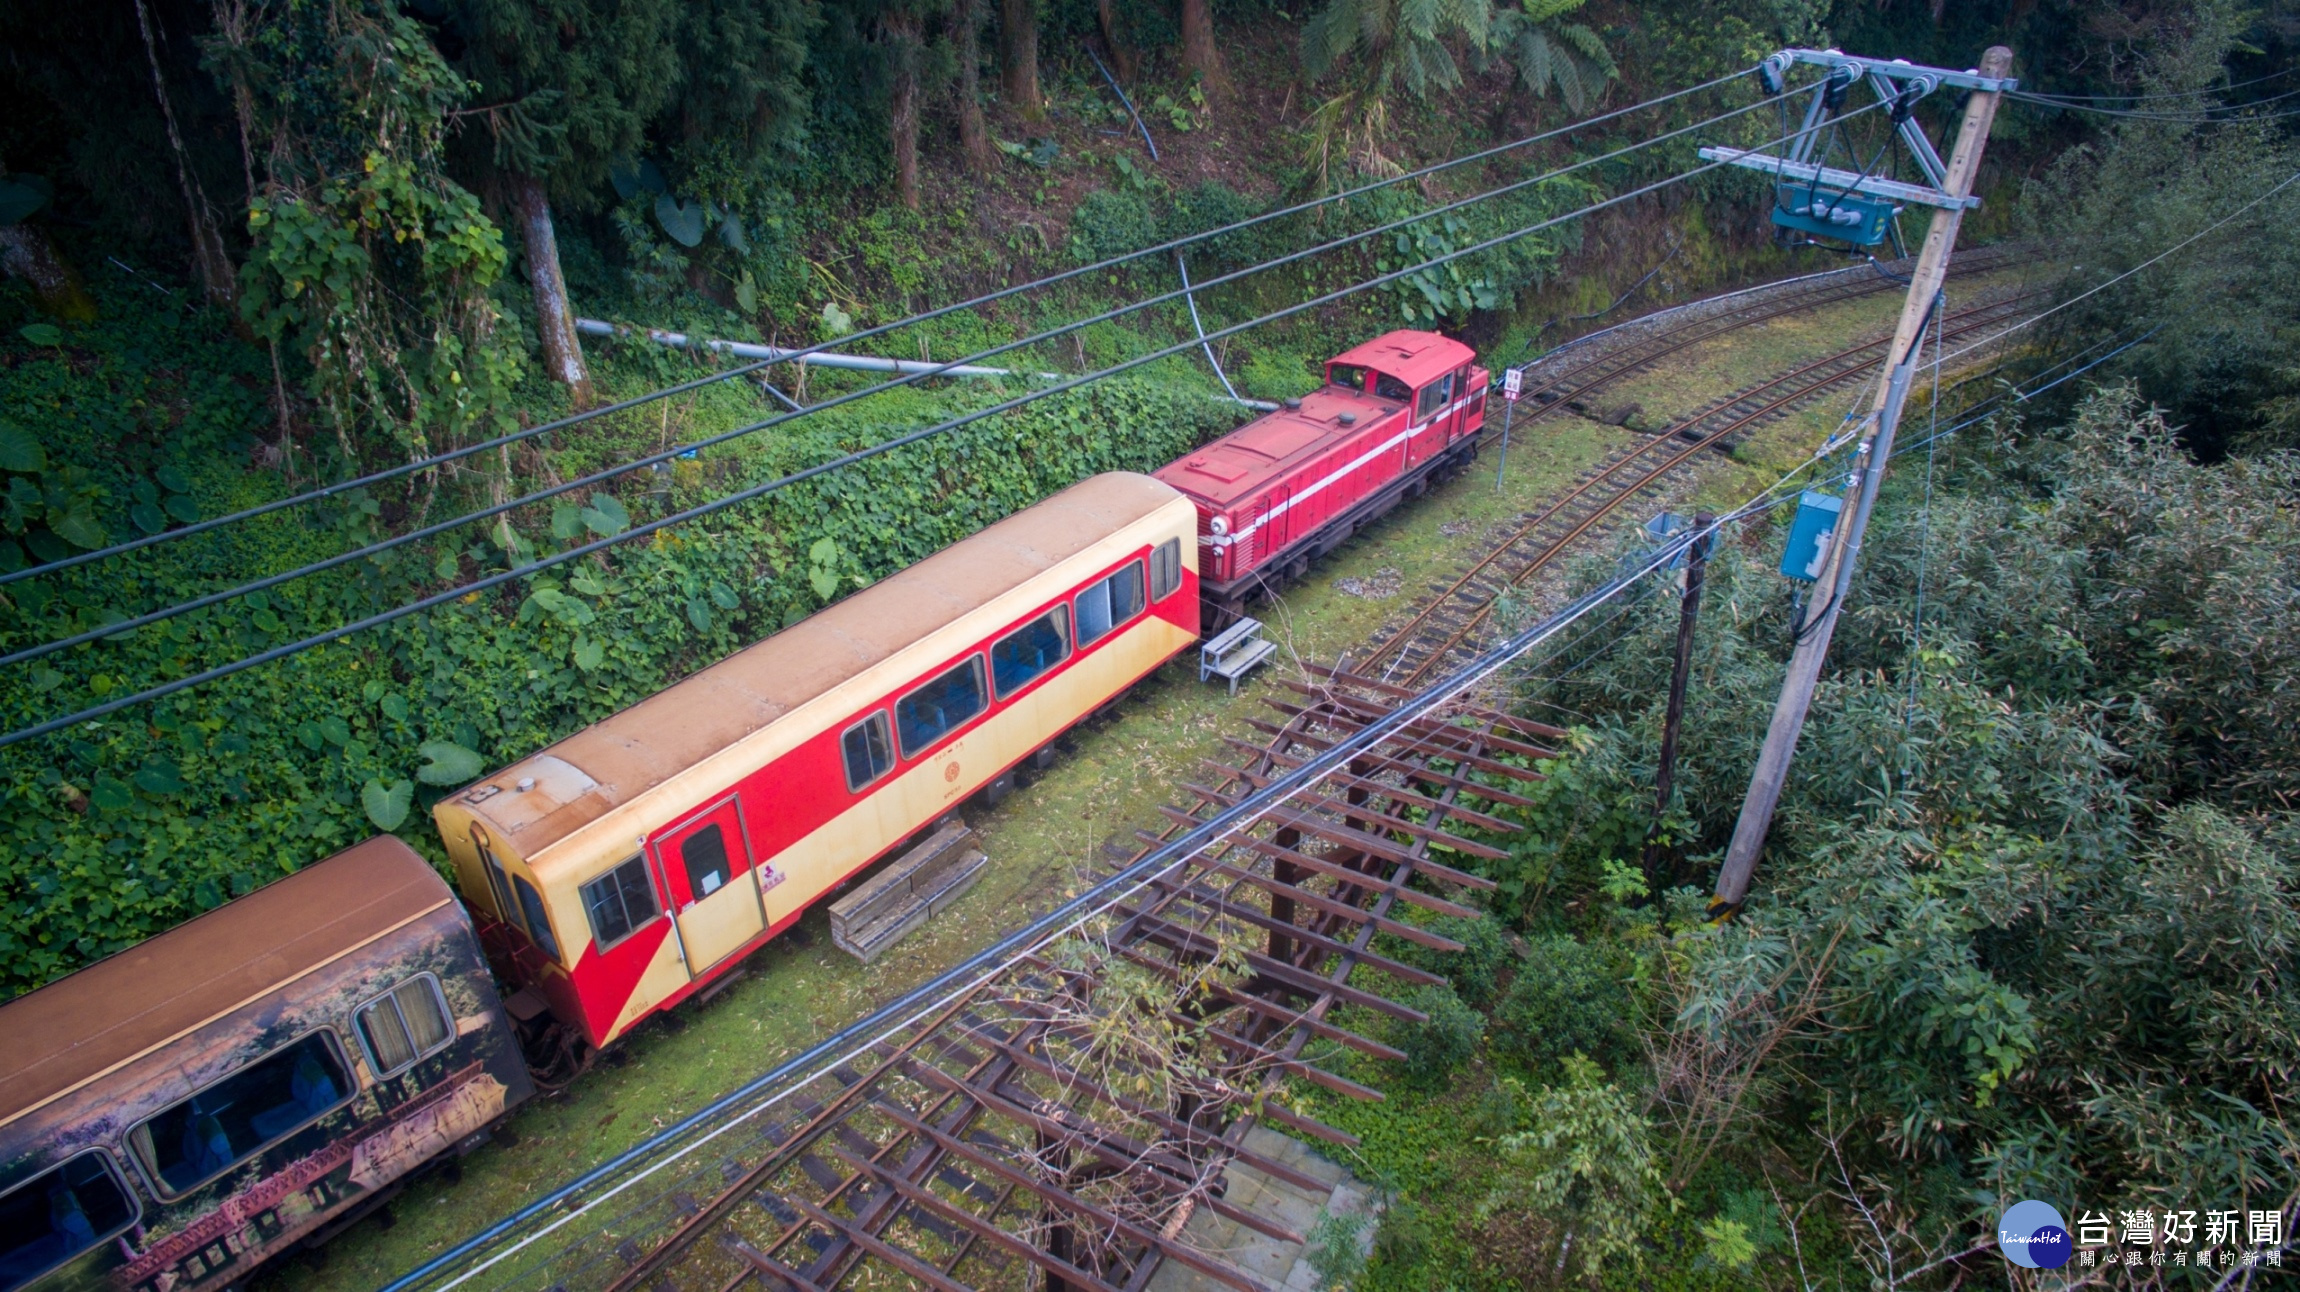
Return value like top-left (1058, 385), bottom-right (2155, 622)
top-left (439, 674), bottom-right (1551, 1292)
top-left (399, 255), bottom-right (2043, 1292)
top-left (1360, 288), bottom-right (2039, 686)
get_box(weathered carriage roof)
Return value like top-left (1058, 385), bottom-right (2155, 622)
top-left (455, 471), bottom-right (1187, 860)
top-left (0, 836), bottom-right (452, 1128)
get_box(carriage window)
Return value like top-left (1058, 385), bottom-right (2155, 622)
top-left (1327, 363), bottom-right (1368, 392)
top-left (841, 713), bottom-right (895, 790)
top-left (1374, 372), bottom-right (1411, 402)
top-left (896, 658), bottom-right (987, 758)
top-left (1416, 373), bottom-right (1455, 419)
top-left (514, 875), bottom-right (560, 961)
top-left (581, 857), bottom-right (660, 949)
top-left (992, 607), bottom-right (1070, 700)
top-left (473, 828), bottom-right (522, 934)
top-left (0, 1151), bottom-right (137, 1292)
top-left (1149, 539), bottom-right (1182, 602)
top-left (1076, 562), bottom-right (1146, 648)
top-left (356, 975), bottom-right (454, 1077)
top-left (129, 1032), bottom-right (352, 1197)
top-left (682, 824), bottom-right (733, 898)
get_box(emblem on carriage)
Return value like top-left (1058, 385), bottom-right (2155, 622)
top-left (943, 761), bottom-right (961, 783)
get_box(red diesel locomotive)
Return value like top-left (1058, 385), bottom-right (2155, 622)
top-left (1155, 329), bottom-right (1489, 620)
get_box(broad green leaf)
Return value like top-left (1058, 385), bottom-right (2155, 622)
top-left (380, 694), bottom-right (410, 722)
top-left (162, 493), bottom-right (200, 524)
top-left (362, 778), bottom-right (414, 830)
top-left (130, 502), bottom-right (165, 535)
top-left (87, 673), bottom-right (113, 696)
top-left (18, 323), bottom-right (62, 347)
top-left (685, 597), bottom-right (712, 633)
top-left (296, 722), bottom-right (324, 751)
top-left (90, 777), bottom-right (134, 812)
top-left (157, 464), bottom-right (192, 493)
top-left (718, 213), bottom-right (748, 254)
top-left (317, 716), bottom-right (352, 746)
top-left (708, 582), bottom-right (738, 609)
top-left (415, 739), bottom-right (484, 786)
top-left (0, 539), bottom-right (22, 574)
top-left (569, 567), bottom-right (609, 597)
top-left (361, 679), bottom-right (386, 703)
top-left (252, 608), bottom-right (283, 634)
top-left (0, 422), bottom-right (44, 473)
top-left (808, 566), bottom-right (837, 600)
top-left (655, 194), bottom-right (707, 247)
top-left (551, 504), bottom-right (584, 540)
top-left (134, 760), bottom-right (183, 795)
top-left (48, 505), bottom-right (106, 550)
top-left (583, 493), bottom-right (629, 534)
top-left (29, 666), bottom-right (63, 693)
top-left (819, 301), bottom-right (853, 336)
top-left (572, 636), bottom-right (605, 671)
top-left (735, 271), bottom-right (758, 314)
top-left (434, 550), bottom-right (459, 580)
top-left (809, 536), bottom-right (838, 566)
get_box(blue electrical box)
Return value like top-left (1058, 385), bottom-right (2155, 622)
top-left (1780, 491), bottom-right (1843, 582)
top-left (1771, 185), bottom-right (1900, 248)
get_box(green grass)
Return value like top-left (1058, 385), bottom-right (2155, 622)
top-left (264, 260), bottom-right (2038, 1289)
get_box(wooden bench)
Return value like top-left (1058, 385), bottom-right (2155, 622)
top-left (828, 820), bottom-right (988, 964)
top-left (1199, 616), bottom-right (1278, 696)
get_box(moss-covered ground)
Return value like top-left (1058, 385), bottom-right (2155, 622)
top-left (262, 259), bottom-right (2026, 1291)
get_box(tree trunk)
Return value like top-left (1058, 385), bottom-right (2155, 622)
top-left (953, 0), bottom-right (991, 173)
top-left (1178, 0), bottom-right (1229, 97)
top-left (512, 173), bottom-right (593, 407)
top-left (0, 224), bottom-right (98, 322)
top-left (1096, 0), bottom-right (1135, 82)
top-left (886, 10), bottom-right (923, 209)
top-left (999, 0), bottom-right (1042, 121)
top-left (134, 0), bottom-right (237, 309)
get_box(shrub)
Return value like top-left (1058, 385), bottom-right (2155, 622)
top-left (1492, 935), bottom-right (1629, 1072)
top-left (1390, 982), bottom-right (1483, 1084)
top-left (1067, 188), bottom-right (1159, 263)
top-left (1161, 181), bottom-right (1266, 265)
top-left (1390, 912), bottom-right (1513, 1008)
top-left (1236, 349), bottom-right (1321, 402)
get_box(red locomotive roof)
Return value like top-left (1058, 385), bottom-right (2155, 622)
top-left (1156, 384), bottom-right (1401, 508)
top-left (1328, 329), bottom-right (1476, 389)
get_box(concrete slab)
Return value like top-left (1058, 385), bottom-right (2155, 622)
top-left (1144, 1125), bottom-right (1381, 1292)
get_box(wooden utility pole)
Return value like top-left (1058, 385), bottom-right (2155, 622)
top-left (1643, 512), bottom-right (1713, 888)
top-left (1710, 46), bottom-right (2013, 916)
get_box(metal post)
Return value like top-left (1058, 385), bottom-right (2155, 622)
top-left (1642, 511), bottom-right (1713, 887)
top-left (1710, 45), bottom-right (2013, 917)
top-left (1493, 397), bottom-right (1515, 490)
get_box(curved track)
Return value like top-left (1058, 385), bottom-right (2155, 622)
top-left (1359, 289), bottom-right (2037, 686)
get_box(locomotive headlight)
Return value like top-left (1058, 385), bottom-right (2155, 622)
top-left (1209, 516), bottom-right (1229, 536)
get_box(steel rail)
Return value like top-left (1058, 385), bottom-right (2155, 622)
top-left (1364, 289), bottom-right (2037, 685)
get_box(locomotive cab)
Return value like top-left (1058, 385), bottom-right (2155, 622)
top-left (1159, 330), bottom-right (1488, 618)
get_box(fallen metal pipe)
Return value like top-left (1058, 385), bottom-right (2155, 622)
top-left (575, 318), bottom-right (1051, 380)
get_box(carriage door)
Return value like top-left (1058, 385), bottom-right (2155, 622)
top-left (650, 796), bottom-right (766, 979)
top-left (1257, 483), bottom-right (1293, 571)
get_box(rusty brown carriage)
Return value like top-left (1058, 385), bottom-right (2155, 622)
top-left (0, 838), bottom-right (533, 1292)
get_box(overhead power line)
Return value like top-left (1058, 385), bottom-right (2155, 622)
top-left (0, 99), bottom-right (1893, 750)
top-left (2, 87), bottom-right (1810, 670)
top-left (1, 66), bottom-right (1763, 589)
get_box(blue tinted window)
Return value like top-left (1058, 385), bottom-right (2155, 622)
top-left (992, 607), bottom-right (1070, 699)
top-left (1076, 562), bottom-right (1146, 647)
top-left (131, 1033), bottom-right (350, 1196)
top-left (514, 875), bottom-right (560, 961)
top-left (896, 658), bottom-right (986, 759)
top-left (0, 1153), bottom-right (136, 1292)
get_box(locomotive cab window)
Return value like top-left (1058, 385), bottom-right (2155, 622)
top-left (1416, 373), bottom-right (1455, 420)
top-left (896, 658), bottom-right (988, 758)
top-left (1149, 539), bottom-right (1182, 602)
top-left (129, 1031), bottom-right (353, 1197)
top-left (841, 713), bottom-right (895, 791)
top-left (0, 1151), bottom-right (138, 1292)
top-left (1374, 372), bottom-right (1411, 402)
top-left (1327, 362), bottom-right (1369, 392)
top-left (514, 874), bottom-right (560, 961)
top-left (682, 824), bottom-right (734, 898)
top-left (992, 607), bottom-right (1070, 699)
top-left (355, 975), bottom-right (453, 1077)
top-left (1076, 561), bottom-right (1146, 648)
top-left (581, 856), bottom-right (661, 949)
